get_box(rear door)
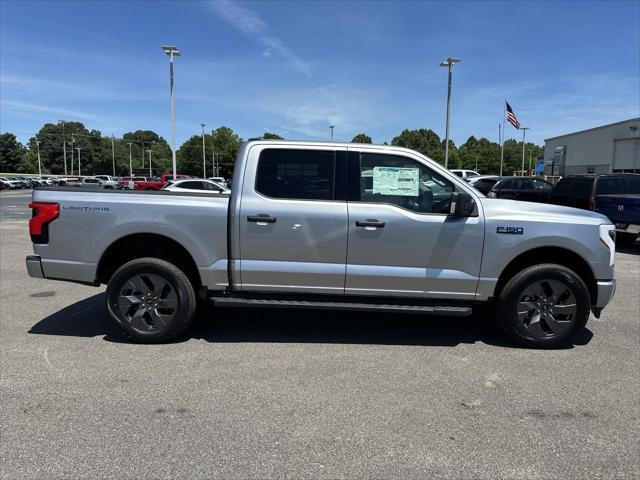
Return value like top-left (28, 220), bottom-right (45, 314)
top-left (344, 149), bottom-right (484, 300)
top-left (531, 178), bottom-right (553, 203)
top-left (238, 145), bottom-right (348, 294)
top-left (594, 176), bottom-right (630, 224)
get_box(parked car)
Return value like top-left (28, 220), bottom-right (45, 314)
top-left (26, 141), bottom-right (618, 348)
top-left (118, 176), bottom-right (132, 189)
top-left (67, 177), bottom-right (105, 188)
top-left (468, 175), bottom-right (501, 195)
top-left (0, 177), bottom-right (23, 189)
top-left (549, 174), bottom-right (640, 245)
top-left (94, 175), bottom-right (118, 189)
top-left (134, 173), bottom-right (191, 191)
top-left (450, 169), bottom-right (480, 181)
top-left (208, 176), bottom-right (228, 188)
top-left (486, 176), bottom-right (553, 203)
top-left (128, 176), bottom-right (148, 189)
top-left (162, 178), bottom-right (231, 194)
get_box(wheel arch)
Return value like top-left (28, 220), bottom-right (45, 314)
top-left (96, 233), bottom-right (201, 291)
top-left (494, 246), bottom-right (597, 305)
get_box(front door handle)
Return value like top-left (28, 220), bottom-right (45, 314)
top-left (356, 219), bottom-right (385, 228)
top-left (247, 214), bottom-right (277, 223)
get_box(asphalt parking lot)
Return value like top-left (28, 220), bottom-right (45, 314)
top-left (1, 189), bottom-right (639, 479)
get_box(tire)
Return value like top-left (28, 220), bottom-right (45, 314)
top-left (106, 257), bottom-right (197, 343)
top-left (616, 232), bottom-right (638, 247)
top-left (495, 263), bottom-right (590, 348)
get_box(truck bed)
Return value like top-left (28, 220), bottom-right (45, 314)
top-left (30, 187), bottom-right (230, 289)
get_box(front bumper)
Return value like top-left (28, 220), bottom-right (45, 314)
top-left (26, 255), bottom-right (44, 278)
top-left (592, 279), bottom-right (616, 317)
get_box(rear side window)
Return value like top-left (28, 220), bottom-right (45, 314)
top-left (256, 149), bottom-right (335, 200)
top-left (552, 177), bottom-right (594, 197)
top-left (498, 178), bottom-right (513, 189)
top-left (628, 176), bottom-right (640, 194)
top-left (596, 177), bottom-right (627, 195)
top-left (532, 179), bottom-right (553, 191)
top-left (180, 181), bottom-right (204, 190)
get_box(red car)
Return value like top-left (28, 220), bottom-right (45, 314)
top-left (133, 173), bottom-right (190, 191)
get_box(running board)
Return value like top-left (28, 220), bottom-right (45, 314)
top-left (209, 295), bottom-right (472, 317)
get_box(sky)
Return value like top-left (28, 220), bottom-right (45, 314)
top-left (1, 0), bottom-right (639, 147)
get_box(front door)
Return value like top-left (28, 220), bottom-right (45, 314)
top-left (345, 150), bottom-right (484, 300)
top-left (238, 146), bottom-right (348, 294)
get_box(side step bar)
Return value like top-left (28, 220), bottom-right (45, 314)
top-left (209, 295), bottom-right (472, 317)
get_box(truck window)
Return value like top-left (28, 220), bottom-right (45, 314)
top-left (356, 153), bottom-right (453, 214)
top-left (628, 176), bottom-right (640, 194)
top-left (256, 149), bottom-right (335, 200)
top-left (552, 177), bottom-right (593, 198)
top-left (596, 177), bottom-right (627, 195)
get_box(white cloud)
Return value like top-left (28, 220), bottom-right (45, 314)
top-left (0, 100), bottom-right (96, 121)
top-left (205, 0), bottom-right (312, 77)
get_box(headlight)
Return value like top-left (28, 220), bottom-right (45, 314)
top-left (599, 224), bottom-right (616, 267)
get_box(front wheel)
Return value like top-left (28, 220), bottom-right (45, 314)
top-left (106, 257), bottom-right (197, 343)
top-left (495, 264), bottom-right (590, 348)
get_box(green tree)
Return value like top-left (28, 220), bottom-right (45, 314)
top-left (351, 133), bottom-right (372, 144)
top-left (122, 130), bottom-right (171, 175)
top-left (262, 132), bottom-right (283, 140)
top-left (391, 129), bottom-right (445, 163)
top-left (0, 133), bottom-right (26, 172)
top-left (177, 126), bottom-right (243, 178)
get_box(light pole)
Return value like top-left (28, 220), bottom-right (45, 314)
top-left (439, 57), bottom-right (462, 169)
top-left (330, 125), bottom-right (334, 141)
top-left (59, 120), bottom-right (67, 175)
top-left (35, 140), bottom-right (42, 176)
top-left (128, 143), bottom-right (133, 176)
top-left (162, 45), bottom-right (181, 179)
top-left (111, 134), bottom-right (116, 176)
top-left (211, 129), bottom-right (216, 177)
top-left (520, 127), bottom-right (529, 174)
top-left (201, 123), bottom-right (207, 178)
top-left (76, 148), bottom-right (82, 176)
top-left (147, 150), bottom-right (152, 176)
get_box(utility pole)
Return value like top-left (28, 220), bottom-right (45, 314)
top-left (128, 143), bottom-right (133, 176)
top-left (147, 150), bottom-right (152, 176)
top-left (141, 142), bottom-right (145, 168)
top-left (76, 148), bottom-right (82, 176)
top-left (330, 125), bottom-right (334, 141)
top-left (70, 136), bottom-right (74, 175)
top-left (59, 120), bottom-right (67, 176)
top-left (475, 156), bottom-right (478, 172)
top-left (201, 123), bottom-right (207, 178)
top-left (111, 134), bottom-right (116, 176)
top-left (36, 140), bottom-right (42, 176)
top-left (520, 127), bottom-right (529, 174)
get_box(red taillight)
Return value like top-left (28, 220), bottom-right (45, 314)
top-left (29, 202), bottom-right (59, 243)
top-left (588, 197), bottom-right (595, 210)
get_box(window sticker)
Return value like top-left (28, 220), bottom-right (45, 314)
top-left (372, 166), bottom-right (419, 196)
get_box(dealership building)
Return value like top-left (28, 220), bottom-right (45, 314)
top-left (544, 118), bottom-right (640, 176)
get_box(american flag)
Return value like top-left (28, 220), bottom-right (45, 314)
top-left (506, 101), bottom-right (521, 129)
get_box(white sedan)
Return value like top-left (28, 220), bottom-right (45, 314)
top-left (162, 178), bottom-right (230, 194)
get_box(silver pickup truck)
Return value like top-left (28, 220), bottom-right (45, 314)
top-left (26, 141), bottom-right (617, 347)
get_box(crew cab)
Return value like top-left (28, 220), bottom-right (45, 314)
top-left (26, 141), bottom-right (617, 347)
top-left (133, 173), bottom-right (190, 191)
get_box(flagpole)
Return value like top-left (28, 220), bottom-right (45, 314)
top-left (500, 100), bottom-right (506, 176)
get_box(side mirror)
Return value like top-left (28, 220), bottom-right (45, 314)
top-left (450, 191), bottom-right (477, 217)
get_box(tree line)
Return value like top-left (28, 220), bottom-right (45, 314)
top-left (0, 122), bottom-right (542, 177)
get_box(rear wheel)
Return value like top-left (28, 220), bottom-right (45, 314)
top-left (496, 264), bottom-right (590, 348)
top-left (106, 257), bottom-right (197, 343)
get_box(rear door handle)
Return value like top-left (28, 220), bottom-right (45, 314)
top-left (247, 214), bottom-right (277, 223)
top-left (356, 219), bottom-right (385, 228)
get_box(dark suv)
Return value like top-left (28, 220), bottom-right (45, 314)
top-left (549, 174), bottom-right (640, 245)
